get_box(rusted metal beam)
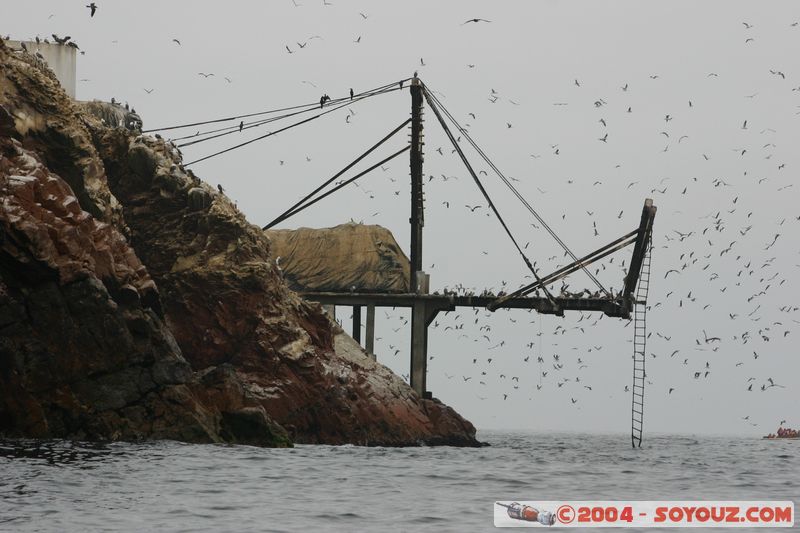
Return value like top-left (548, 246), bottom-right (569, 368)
top-left (623, 199), bottom-right (657, 299)
top-left (301, 292), bottom-right (628, 318)
top-left (409, 77), bottom-right (424, 292)
top-left (487, 229), bottom-right (638, 311)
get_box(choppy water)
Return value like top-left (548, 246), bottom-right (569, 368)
top-left (1, 432), bottom-right (797, 532)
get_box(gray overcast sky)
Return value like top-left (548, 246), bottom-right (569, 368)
top-left (8, 1), bottom-right (800, 435)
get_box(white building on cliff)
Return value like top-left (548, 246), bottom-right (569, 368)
top-left (5, 39), bottom-right (77, 98)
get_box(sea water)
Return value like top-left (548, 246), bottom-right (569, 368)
top-left (1, 432), bottom-right (797, 532)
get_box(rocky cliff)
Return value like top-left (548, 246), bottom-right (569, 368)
top-left (0, 39), bottom-right (479, 446)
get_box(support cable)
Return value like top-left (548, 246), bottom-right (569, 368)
top-left (145, 101), bottom-right (319, 134)
top-left (144, 78), bottom-right (411, 133)
top-left (178, 84), bottom-right (403, 148)
top-left (514, 234), bottom-right (636, 299)
top-left (184, 95), bottom-right (384, 167)
top-left (177, 112), bottom-right (305, 147)
top-left (422, 88), bottom-right (559, 309)
top-left (263, 118), bottom-right (411, 229)
top-left (266, 145), bottom-right (410, 227)
top-left (184, 114), bottom-right (320, 167)
top-left (489, 229), bottom-right (638, 310)
top-left (422, 84), bottom-right (611, 298)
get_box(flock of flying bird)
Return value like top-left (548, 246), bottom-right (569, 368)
top-left (14, 4), bottom-right (797, 431)
top-left (334, 18), bottom-right (796, 431)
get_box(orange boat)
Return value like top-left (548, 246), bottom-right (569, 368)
top-left (763, 427), bottom-right (799, 439)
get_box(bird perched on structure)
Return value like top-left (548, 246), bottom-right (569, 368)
top-left (239, 121), bottom-right (243, 132)
top-left (349, 87), bottom-right (354, 100)
top-left (86, 3), bottom-right (97, 17)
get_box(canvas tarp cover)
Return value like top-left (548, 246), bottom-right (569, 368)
top-left (265, 223), bottom-right (410, 293)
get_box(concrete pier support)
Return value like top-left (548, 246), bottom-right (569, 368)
top-left (408, 299), bottom-right (451, 398)
top-left (410, 301), bottom-right (428, 396)
top-left (352, 305), bottom-right (361, 344)
top-left (365, 304), bottom-right (376, 360)
top-left (409, 271), bottom-right (448, 398)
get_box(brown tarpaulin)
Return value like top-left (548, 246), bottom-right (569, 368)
top-left (265, 223), bottom-right (410, 293)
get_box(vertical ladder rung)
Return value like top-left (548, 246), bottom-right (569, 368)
top-left (631, 241), bottom-right (652, 449)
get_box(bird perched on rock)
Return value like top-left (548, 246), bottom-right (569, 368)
top-left (217, 184), bottom-right (225, 194)
top-left (86, 2), bottom-right (97, 17)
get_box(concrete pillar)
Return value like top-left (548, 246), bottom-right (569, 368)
top-left (417, 271), bottom-right (430, 294)
top-left (410, 301), bottom-right (427, 396)
top-left (352, 305), bottom-right (361, 344)
top-left (365, 304), bottom-right (376, 360)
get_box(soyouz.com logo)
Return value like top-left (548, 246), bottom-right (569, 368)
top-left (493, 501), bottom-right (794, 527)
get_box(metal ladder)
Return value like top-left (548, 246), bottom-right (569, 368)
top-left (631, 239), bottom-right (652, 448)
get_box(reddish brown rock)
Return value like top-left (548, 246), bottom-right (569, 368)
top-left (0, 39), bottom-right (122, 226)
top-left (0, 39), bottom-right (289, 446)
top-left (94, 127), bottom-right (478, 446)
top-left (0, 138), bottom-right (288, 446)
top-left (0, 37), bottom-right (479, 447)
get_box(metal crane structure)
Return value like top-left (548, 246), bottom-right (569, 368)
top-left (157, 76), bottom-right (657, 446)
top-left (272, 78), bottom-right (657, 447)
